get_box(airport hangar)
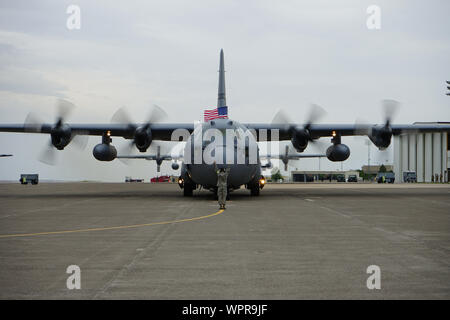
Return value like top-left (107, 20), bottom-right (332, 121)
top-left (393, 123), bottom-right (449, 183)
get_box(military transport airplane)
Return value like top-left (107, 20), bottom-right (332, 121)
top-left (1, 49), bottom-right (449, 196)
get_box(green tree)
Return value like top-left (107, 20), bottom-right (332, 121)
top-left (379, 164), bottom-right (387, 173)
top-left (271, 168), bottom-right (284, 181)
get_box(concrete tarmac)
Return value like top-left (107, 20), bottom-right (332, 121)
top-left (0, 182), bottom-right (449, 299)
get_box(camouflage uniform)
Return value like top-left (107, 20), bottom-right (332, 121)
top-left (216, 166), bottom-right (230, 209)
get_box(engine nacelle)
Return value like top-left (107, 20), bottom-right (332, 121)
top-left (326, 143), bottom-right (350, 162)
top-left (171, 162), bottom-right (179, 170)
top-left (291, 127), bottom-right (309, 152)
top-left (369, 126), bottom-right (392, 150)
top-left (93, 143), bottom-right (117, 161)
top-left (50, 124), bottom-right (71, 150)
top-left (134, 126), bottom-right (152, 152)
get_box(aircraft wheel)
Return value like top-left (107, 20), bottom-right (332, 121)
top-left (250, 185), bottom-right (260, 196)
top-left (183, 184), bottom-right (194, 197)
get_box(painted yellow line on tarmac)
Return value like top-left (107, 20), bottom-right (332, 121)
top-left (0, 209), bottom-right (225, 239)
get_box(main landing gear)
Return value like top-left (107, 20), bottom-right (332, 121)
top-left (250, 184), bottom-right (260, 196)
top-left (178, 177), bottom-right (196, 197)
top-left (183, 183), bottom-right (195, 197)
top-left (247, 176), bottom-right (266, 196)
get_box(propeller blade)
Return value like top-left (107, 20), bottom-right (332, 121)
top-left (308, 138), bottom-right (328, 150)
top-left (354, 117), bottom-right (371, 136)
top-left (116, 140), bottom-right (135, 165)
top-left (24, 112), bottom-right (44, 133)
top-left (306, 103), bottom-right (326, 128)
top-left (71, 134), bottom-right (89, 150)
top-left (56, 99), bottom-right (75, 122)
top-left (303, 104), bottom-right (327, 147)
top-left (111, 106), bottom-right (133, 124)
top-left (381, 99), bottom-right (399, 125)
top-left (272, 104), bottom-right (326, 128)
top-left (271, 108), bottom-right (290, 125)
top-left (271, 109), bottom-right (292, 134)
top-left (38, 140), bottom-right (58, 165)
top-left (147, 104), bottom-right (168, 124)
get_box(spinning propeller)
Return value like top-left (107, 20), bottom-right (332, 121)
top-left (111, 104), bottom-right (168, 159)
top-left (24, 99), bottom-right (88, 165)
top-left (356, 99), bottom-right (400, 150)
top-left (272, 103), bottom-right (328, 152)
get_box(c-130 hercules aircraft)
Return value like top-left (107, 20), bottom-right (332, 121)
top-left (0, 49), bottom-right (449, 196)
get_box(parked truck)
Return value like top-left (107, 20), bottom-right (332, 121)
top-left (403, 171), bottom-right (417, 183)
top-left (20, 174), bottom-right (39, 185)
top-left (376, 172), bottom-right (395, 183)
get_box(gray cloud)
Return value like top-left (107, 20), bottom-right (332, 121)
top-left (0, 66), bottom-right (67, 97)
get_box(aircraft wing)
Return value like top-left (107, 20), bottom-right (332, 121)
top-left (0, 123), bottom-right (195, 140)
top-left (245, 123), bottom-right (450, 141)
top-left (2, 122), bottom-right (449, 143)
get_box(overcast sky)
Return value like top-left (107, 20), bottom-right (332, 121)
top-left (0, 0), bottom-right (449, 181)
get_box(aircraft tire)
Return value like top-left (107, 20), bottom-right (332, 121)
top-left (250, 185), bottom-right (260, 196)
top-left (183, 184), bottom-right (194, 197)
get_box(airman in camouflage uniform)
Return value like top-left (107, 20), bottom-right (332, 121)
top-left (215, 164), bottom-right (230, 209)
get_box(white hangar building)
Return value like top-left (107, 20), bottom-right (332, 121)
top-left (393, 123), bottom-right (449, 183)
